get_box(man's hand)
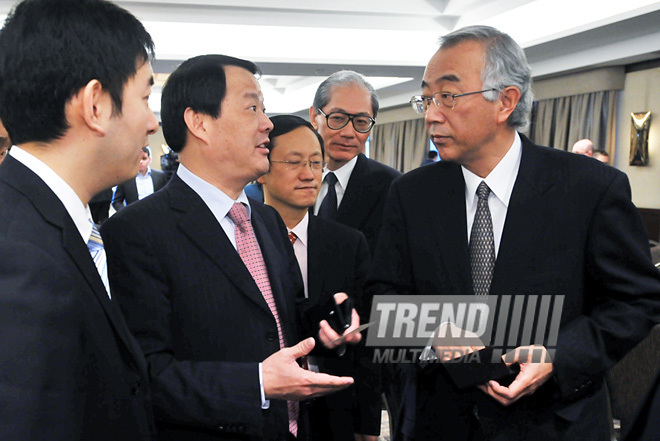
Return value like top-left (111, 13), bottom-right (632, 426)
top-left (354, 434), bottom-right (378, 441)
top-left (318, 293), bottom-right (362, 349)
top-left (432, 322), bottom-right (484, 361)
top-left (478, 345), bottom-right (554, 406)
top-left (263, 337), bottom-right (354, 401)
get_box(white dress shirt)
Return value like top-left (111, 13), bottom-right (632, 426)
top-left (313, 154), bottom-right (359, 215)
top-left (135, 167), bottom-right (155, 200)
top-left (176, 163), bottom-right (251, 250)
top-left (462, 133), bottom-right (522, 257)
top-left (289, 213), bottom-right (310, 298)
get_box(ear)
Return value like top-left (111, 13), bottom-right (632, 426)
top-left (257, 174), bottom-right (267, 184)
top-left (309, 106), bottom-right (319, 130)
top-left (497, 86), bottom-right (521, 125)
top-left (183, 107), bottom-right (208, 143)
top-left (79, 79), bottom-right (110, 136)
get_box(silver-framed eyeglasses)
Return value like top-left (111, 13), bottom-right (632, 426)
top-left (270, 159), bottom-right (325, 172)
top-left (410, 89), bottom-right (498, 113)
top-left (317, 108), bottom-right (375, 133)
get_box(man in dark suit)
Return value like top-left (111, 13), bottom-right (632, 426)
top-left (102, 55), bottom-right (361, 441)
top-left (310, 70), bottom-right (402, 439)
top-left (0, 1), bottom-right (159, 439)
top-left (310, 70), bottom-right (401, 254)
top-left (368, 25), bottom-right (660, 441)
top-left (258, 114), bottom-right (371, 440)
top-left (112, 146), bottom-right (168, 211)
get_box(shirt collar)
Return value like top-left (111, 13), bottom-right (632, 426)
top-left (289, 212), bottom-right (309, 247)
top-left (176, 163), bottom-right (250, 222)
top-left (10, 146), bottom-right (93, 241)
top-left (324, 154), bottom-right (358, 191)
top-left (462, 132), bottom-right (522, 208)
top-left (137, 167), bottom-right (152, 179)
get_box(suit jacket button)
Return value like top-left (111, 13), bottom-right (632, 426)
top-left (218, 425), bottom-right (224, 431)
top-left (266, 331), bottom-right (277, 341)
top-left (131, 382), bottom-right (141, 395)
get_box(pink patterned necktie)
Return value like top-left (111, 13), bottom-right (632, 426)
top-left (227, 202), bottom-right (298, 437)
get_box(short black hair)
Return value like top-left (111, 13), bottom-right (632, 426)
top-left (0, 0), bottom-right (155, 145)
top-left (594, 149), bottom-right (609, 157)
top-left (428, 150), bottom-right (438, 159)
top-left (268, 115), bottom-right (324, 159)
top-left (161, 55), bottom-right (260, 153)
top-left (141, 146), bottom-right (151, 157)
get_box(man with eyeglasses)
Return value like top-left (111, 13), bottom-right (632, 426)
top-left (259, 114), bottom-right (371, 441)
top-left (310, 70), bottom-right (401, 254)
top-left (310, 70), bottom-right (402, 441)
top-left (368, 25), bottom-right (660, 441)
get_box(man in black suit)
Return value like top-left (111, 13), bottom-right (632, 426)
top-left (112, 146), bottom-right (168, 211)
top-left (310, 70), bottom-right (401, 254)
top-left (310, 70), bottom-right (402, 439)
top-left (368, 25), bottom-right (660, 441)
top-left (258, 114), bottom-right (371, 440)
top-left (102, 55), bottom-right (361, 441)
top-left (0, 1), bottom-right (159, 439)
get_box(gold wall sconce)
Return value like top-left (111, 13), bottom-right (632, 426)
top-left (630, 111), bottom-right (652, 166)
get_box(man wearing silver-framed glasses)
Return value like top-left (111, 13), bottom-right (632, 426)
top-left (368, 25), bottom-right (660, 441)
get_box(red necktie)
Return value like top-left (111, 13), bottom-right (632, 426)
top-left (227, 202), bottom-right (298, 436)
top-left (288, 231), bottom-right (297, 245)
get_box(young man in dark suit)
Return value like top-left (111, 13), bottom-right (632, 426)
top-left (102, 55), bottom-right (362, 441)
top-left (0, 0), bottom-right (159, 439)
top-left (112, 146), bottom-right (168, 211)
top-left (310, 70), bottom-right (402, 439)
top-left (258, 115), bottom-right (371, 440)
top-left (369, 25), bottom-right (660, 441)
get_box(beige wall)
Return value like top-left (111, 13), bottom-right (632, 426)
top-left (147, 126), bottom-right (167, 171)
top-left (614, 67), bottom-right (660, 209)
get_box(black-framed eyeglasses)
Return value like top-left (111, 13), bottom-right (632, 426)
top-left (317, 109), bottom-right (375, 133)
top-left (270, 159), bottom-right (325, 172)
top-left (410, 89), bottom-right (498, 113)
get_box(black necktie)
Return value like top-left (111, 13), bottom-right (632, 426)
top-left (317, 172), bottom-right (338, 220)
top-left (469, 181), bottom-right (495, 296)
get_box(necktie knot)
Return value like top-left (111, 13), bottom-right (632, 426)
top-left (87, 224), bottom-right (110, 298)
top-left (87, 225), bottom-right (104, 251)
top-left (325, 172), bottom-right (338, 186)
top-left (477, 181), bottom-right (491, 201)
top-left (227, 202), bottom-right (249, 229)
top-left (288, 231), bottom-right (297, 245)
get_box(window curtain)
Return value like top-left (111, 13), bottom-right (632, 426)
top-left (529, 90), bottom-right (618, 156)
top-left (370, 117), bottom-right (428, 173)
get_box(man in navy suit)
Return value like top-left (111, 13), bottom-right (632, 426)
top-left (369, 25), bottom-right (660, 441)
top-left (0, 0), bottom-right (159, 439)
top-left (112, 146), bottom-right (168, 211)
top-left (102, 55), bottom-right (361, 441)
top-left (258, 114), bottom-right (371, 440)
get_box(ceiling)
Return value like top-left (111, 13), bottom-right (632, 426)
top-left (2, 0), bottom-right (660, 118)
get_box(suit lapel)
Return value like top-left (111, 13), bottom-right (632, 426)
top-left (251, 207), bottom-right (294, 333)
top-left (432, 163), bottom-right (473, 296)
top-left (127, 179), bottom-right (138, 203)
top-left (490, 136), bottom-right (562, 295)
top-left (2, 157), bottom-right (147, 371)
top-left (168, 176), bottom-right (273, 317)
top-left (306, 216), bottom-right (327, 305)
top-left (336, 154), bottom-right (373, 227)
